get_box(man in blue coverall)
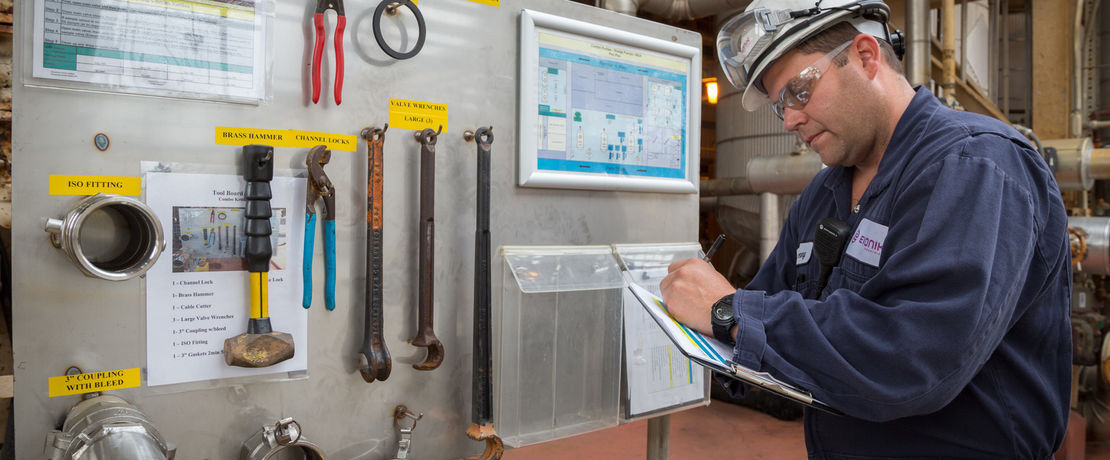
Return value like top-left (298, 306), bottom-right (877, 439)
top-left (660, 0), bottom-right (1072, 457)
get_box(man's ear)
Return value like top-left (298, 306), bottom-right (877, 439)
top-left (853, 34), bottom-right (882, 79)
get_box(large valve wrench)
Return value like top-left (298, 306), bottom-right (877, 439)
top-left (412, 126), bottom-right (445, 370)
top-left (358, 125), bottom-right (391, 382)
top-left (464, 127), bottom-right (503, 459)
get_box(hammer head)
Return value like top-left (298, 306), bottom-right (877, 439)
top-left (223, 332), bottom-right (295, 368)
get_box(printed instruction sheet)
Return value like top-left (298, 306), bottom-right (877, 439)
top-left (145, 171), bottom-right (306, 386)
top-left (622, 267), bottom-right (705, 417)
top-left (32, 0), bottom-right (267, 101)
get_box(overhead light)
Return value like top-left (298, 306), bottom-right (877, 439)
top-left (703, 77), bottom-right (719, 104)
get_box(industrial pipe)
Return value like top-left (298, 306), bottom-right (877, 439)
top-left (700, 152), bottom-right (823, 197)
top-left (1046, 137), bottom-right (1110, 190)
top-left (1072, 0), bottom-right (1085, 138)
top-left (941, 0), bottom-right (957, 101)
top-left (759, 193), bottom-right (780, 262)
top-left (1069, 217), bottom-right (1110, 275)
top-left (45, 395), bottom-right (176, 460)
top-left (601, 0), bottom-right (749, 20)
top-left (905, 0), bottom-right (930, 87)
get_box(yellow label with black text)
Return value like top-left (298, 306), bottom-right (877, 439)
top-left (48, 368), bottom-right (141, 397)
top-left (49, 175), bottom-right (141, 196)
top-left (214, 127), bottom-right (358, 152)
top-left (388, 99), bottom-right (449, 132)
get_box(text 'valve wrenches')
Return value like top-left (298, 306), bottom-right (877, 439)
top-left (358, 125), bottom-right (392, 382)
top-left (303, 145), bottom-right (337, 311)
top-left (465, 126), bottom-right (504, 460)
top-left (411, 126), bottom-right (444, 370)
top-left (223, 145), bottom-right (295, 368)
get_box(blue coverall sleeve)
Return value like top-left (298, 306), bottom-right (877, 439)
top-left (733, 139), bottom-right (1043, 422)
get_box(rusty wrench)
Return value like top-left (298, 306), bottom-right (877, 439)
top-left (411, 126), bottom-right (444, 370)
top-left (358, 125), bottom-right (392, 382)
top-left (464, 127), bottom-right (503, 459)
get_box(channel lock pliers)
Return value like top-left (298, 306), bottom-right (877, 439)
top-left (312, 0), bottom-right (345, 105)
top-left (303, 145), bottom-right (336, 310)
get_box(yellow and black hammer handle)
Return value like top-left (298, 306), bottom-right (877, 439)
top-left (243, 145), bottom-right (275, 334)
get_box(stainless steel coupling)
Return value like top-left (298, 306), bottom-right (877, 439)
top-left (44, 193), bottom-right (165, 281)
top-left (240, 417), bottom-right (327, 460)
top-left (44, 394), bottom-right (177, 460)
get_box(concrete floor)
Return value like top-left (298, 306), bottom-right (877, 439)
top-left (504, 400), bottom-right (1110, 459)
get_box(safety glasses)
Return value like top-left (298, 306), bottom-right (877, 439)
top-left (771, 40), bottom-right (853, 120)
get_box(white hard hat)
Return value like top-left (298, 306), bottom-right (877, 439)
top-left (716, 0), bottom-right (899, 111)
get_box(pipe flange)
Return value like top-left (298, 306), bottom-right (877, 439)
top-left (240, 417), bottom-right (327, 460)
top-left (44, 193), bottom-right (165, 281)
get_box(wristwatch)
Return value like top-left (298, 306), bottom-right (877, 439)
top-left (711, 294), bottom-right (737, 345)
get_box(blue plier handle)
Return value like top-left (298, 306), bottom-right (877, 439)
top-left (304, 145), bottom-right (336, 310)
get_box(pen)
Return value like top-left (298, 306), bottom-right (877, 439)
top-left (704, 234), bottom-right (726, 262)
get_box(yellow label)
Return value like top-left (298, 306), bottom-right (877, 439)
top-left (48, 368), bottom-right (141, 397)
top-left (49, 175), bottom-right (141, 196)
top-left (467, 0), bottom-right (498, 5)
top-left (388, 98), bottom-right (449, 132)
top-left (214, 127), bottom-right (358, 152)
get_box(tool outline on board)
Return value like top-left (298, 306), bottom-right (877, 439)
top-left (303, 145), bottom-right (336, 311)
top-left (311, 0), bottom-right (346, 105)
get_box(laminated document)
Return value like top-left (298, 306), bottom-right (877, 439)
top-left (626, 279), bottom-right (842, 415)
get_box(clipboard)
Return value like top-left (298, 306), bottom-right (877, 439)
top-left (625, 279), bottom-right (843, 416)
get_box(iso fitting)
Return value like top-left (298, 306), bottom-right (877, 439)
top-left (44, 193), bottom-right (165, 281)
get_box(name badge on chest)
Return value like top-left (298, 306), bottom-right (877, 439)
top-left (796, 241), bottom-right (813, 265)
top-left (846, 218), bottom-right (888, 267)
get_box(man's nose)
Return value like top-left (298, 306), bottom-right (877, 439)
top-left (782, 106), bottom-right (807, 132)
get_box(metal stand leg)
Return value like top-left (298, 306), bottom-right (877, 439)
top-left (647, 415), bottom-right (670, 460)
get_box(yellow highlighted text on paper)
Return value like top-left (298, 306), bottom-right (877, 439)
top-left (388, 98), bottom-right (449, 132)
top-left (49, 175), bottom-right (141, 196)
top-left (48, 368), bottom-right (141, 397)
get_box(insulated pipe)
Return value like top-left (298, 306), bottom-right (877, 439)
top-left (700, 153), bottom-right (824, 196)
top-left (1070, 217), bottom-right (1110, 275)
top-left (601, 0), bottom-right (749, 20)
top-left (601, 0), bottom-right (637, 16)
top-left (759, 193), bottom-right (780, 262)
top-left (1047, 137), bottom-right (1097, 190)
top-left (1072, 0), bottom-right (1085, 138)
top-left (906, 0), bottom-right (931, 87)
top-left (941, 0), bottom-right (957, 101)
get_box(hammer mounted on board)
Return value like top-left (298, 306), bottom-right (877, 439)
top-left (223, 145), bottom-right (295, 368)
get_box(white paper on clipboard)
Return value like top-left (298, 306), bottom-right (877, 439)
top-left (625, 278), bottom-right (843, 415)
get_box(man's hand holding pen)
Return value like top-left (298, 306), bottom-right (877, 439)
top-left (659, 235), bottom-right (735, 336)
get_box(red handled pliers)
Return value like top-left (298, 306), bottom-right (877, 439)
top-left (312, 0), bottom-right (345, 105)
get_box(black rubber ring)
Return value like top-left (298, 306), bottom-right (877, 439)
top-left (372, 0), bottom-right (426, 60)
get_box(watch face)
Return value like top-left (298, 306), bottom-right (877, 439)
top-left (712, 301), bottom-right (733, 323)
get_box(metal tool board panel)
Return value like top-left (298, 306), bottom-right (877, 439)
top-left (11, 0), bottom-right (700, 457)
